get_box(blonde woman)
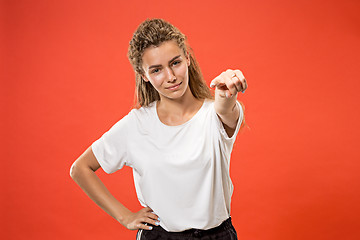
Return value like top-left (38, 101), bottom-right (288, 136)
top-left (70, 18), bottom-right (248, 240)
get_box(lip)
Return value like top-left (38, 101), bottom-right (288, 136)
top-left (166, 82), bottom-right (182, 90)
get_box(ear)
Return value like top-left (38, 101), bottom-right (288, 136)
top-left (141, 74), bottom-right (150, 82)
top-left (186, 52), bottom-right (191, 66)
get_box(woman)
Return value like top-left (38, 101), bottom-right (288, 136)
top-left (70, 18), bottom-right (247, 240)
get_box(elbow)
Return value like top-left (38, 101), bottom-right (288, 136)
top-left (70, 147), bottom-right (99, 180)
top-left (69, 161), bottom-right (79, 180)
top-left (70, 158), bottom-right (97, 181)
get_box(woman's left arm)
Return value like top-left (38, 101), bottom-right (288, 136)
top-left (210, 69), bottom-right (247, 137)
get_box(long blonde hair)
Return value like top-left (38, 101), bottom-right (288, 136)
top-left (127, 18), bottom-right (213, 107)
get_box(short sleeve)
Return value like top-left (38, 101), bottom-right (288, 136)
top-left (212, 100), bottom-right (244, 153)
top-left (91, 113), bottom-right (132, 174)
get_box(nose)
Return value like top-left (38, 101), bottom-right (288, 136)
top-left (165, 67), bottom-right (176, 82)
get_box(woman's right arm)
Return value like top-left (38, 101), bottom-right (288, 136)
top-left (70, 146), bottom-right (159, 230)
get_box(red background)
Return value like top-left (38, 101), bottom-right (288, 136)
top-left (2, 0), bottom-right (360, 239)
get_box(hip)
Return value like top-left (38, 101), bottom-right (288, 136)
top-left (136, 217), bottom-right (237, 240)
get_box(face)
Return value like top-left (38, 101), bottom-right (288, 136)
top-left (141, 40), bottom-right (190, 101)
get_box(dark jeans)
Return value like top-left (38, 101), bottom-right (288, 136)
top-left (136, 217), bottom-right (238, 240)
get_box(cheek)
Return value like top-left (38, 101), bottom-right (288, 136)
top-left (149, 74), bottom-right (164, 88)
top-left (176, 64), bottom-right (189, 77)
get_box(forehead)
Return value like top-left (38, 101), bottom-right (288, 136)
top-left (142, 41), bottom-right (184, 67)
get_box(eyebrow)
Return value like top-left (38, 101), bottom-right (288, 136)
top-left (148, 55), bottom-right (181, 69)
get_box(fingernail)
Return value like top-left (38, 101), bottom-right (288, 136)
top-left (242, 90), bottom-right (245, 93)
top-left (149, 226), bottom-right (153, 230)
top-left (155, 221), bottom-right (160, 225)
top-left (158, 217), bottom-right (161, 221)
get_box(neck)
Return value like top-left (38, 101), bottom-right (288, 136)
top-left (157, 87), bottom-right (202, 115)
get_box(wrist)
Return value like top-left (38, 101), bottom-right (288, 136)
top-left (115, 208), bottom-right (132, 225)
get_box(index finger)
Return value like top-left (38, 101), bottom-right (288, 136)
top-left (143, 207), bottom-right (160, 220)
top-left (147, 212), bottom-right (160, 221)
top-left (210, 76), bottom-right (226, 88)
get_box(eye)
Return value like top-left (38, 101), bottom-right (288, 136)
top-left (172, 61), bottom-right (181, 66)
top-left (151, 68), bottom-right (160, 74)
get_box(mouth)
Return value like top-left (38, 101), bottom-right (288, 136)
top-left (166, 82), bottom-right (182, 90)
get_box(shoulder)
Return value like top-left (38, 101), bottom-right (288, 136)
top-left (127, 102), bottom-right (157, 134)
top-left (105, 102), bottom-right (156, 132)
top-left (130, 101), bottom-right (156, 120)
top-left (201, 98), bottom-right (216, 115)
top-left (202, 98), bottom-right (215, 109)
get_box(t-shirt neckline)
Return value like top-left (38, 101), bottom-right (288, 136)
top-left (154, 99), bottom-right (208, 128)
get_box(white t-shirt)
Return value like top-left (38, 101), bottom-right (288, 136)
top-left (92, 99), bottom-right (243, 232)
